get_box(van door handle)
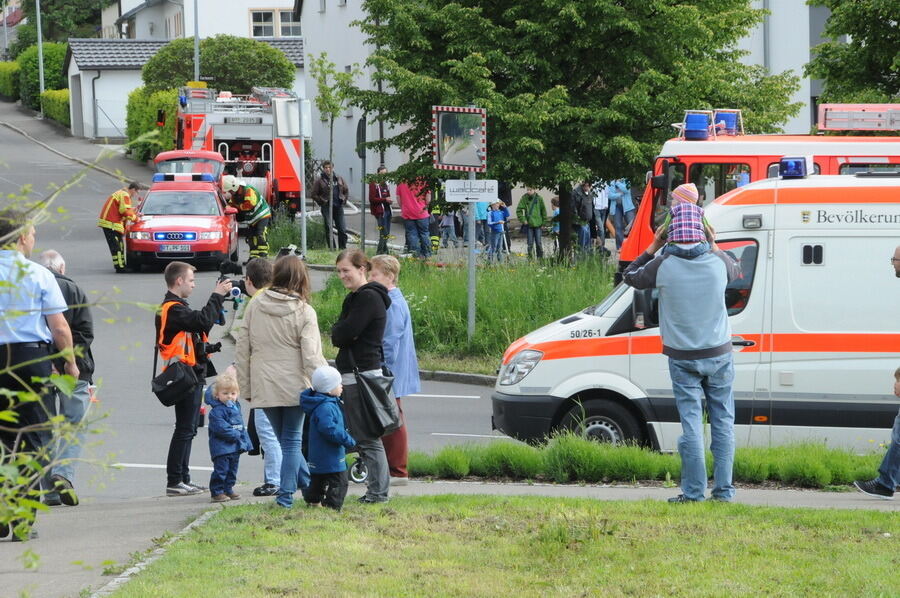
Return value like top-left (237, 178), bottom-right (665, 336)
top-left (731, 338), bottom-right (755, 347)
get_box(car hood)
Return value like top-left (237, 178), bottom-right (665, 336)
top-left (133, 215), bottom-right (221, 230)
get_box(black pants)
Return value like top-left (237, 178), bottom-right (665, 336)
top-left (101, 227), bottom-right (126, 270)
top-left (166, 384), bottom-right (202, 486)
top-left (303, 470), bottom-right (349, 510)
top-left (0, 343), bottom-right (52, 523)
top-left (248, 218), bottom-right (270, 259)
top-left (321, 202), bottom-right (348, 249)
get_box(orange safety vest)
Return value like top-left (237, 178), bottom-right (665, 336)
top-left (98, 189), bottom-right (136, 233)
top-left (157, 301), bottom-right (207, 368)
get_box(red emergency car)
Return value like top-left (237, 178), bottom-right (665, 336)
top-left (125, 173), bottom-right (239, 269)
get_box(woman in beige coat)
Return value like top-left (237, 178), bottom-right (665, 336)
top-left (236, 255), bottom-right (326, 508)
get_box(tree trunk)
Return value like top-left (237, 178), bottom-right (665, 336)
top-left (557, 181), bottom-right (573, 261)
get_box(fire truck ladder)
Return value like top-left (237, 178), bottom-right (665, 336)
top-left (818, 104), bottom-right (900, 131)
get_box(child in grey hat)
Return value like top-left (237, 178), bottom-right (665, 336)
top-left (300, 366), bottom-right (356, 510)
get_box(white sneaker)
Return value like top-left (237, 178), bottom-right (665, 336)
top-left (390, 476), bottom-right (409, 487)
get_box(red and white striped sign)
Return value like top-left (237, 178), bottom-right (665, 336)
top-left (432, 106), bottom-right (487, 173)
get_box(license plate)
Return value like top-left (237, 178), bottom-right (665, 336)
top-left (159, 244), bottom-right (191, 252)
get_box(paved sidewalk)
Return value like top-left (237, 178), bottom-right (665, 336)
top-left (1, 479), bottom-right (896, 598)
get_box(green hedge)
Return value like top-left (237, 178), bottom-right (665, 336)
top-left (41, 89), bottom-right (70, 126)
top-left (0, 62), bottom-right (20, 99)
top-left (17, 42), bottom-right (67, 110)
top-left (408, 436), bottom-right (885, 489)
top-left (125, 86), bottom-right (178, 162)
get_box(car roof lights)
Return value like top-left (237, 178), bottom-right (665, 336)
top-left (151, 173), bottom-right (216, 183)
top-left (779, 156), bottom-right (813, 179)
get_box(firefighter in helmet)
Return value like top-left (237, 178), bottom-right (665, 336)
top-left (222, 175), bottom-right (271, 259)
top-left (98, 181), bottom-right (140, 272)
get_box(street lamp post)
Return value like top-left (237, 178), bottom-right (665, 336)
top-left (193, 0), bottom-right (199, 82)
top-left (35, 0), bottom-right (44, 117)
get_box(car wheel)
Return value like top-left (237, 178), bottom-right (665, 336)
top-left (558, 399), bottom-right (644, 445)
top-left (229, 247), bottom-right (239, 262)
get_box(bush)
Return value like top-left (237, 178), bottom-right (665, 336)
top-left (267, 213), bottom-right (328, 252)
top-left (17, 42), bottom-right (67, 110)
top-left (314, 256), bottom-right (615, 359)
top-left (142, 35), bottom-right (295, 94)
top-left (0, 62), bottom-right (20, 99)
top-left (40, 89), bottom-right (70, 126)
top-left (465, 442), bottom-right (543, 479)
top-left (432, 447), bottom-right (470, 478)
top-left (125, 87), bottom-right (179, 162)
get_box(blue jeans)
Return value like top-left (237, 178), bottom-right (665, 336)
top-left (51, 379), bottom-right (90, 483)
top-left (254, 408), bottom-right (282, 487)
top-left (593, 208), bottom-right (608, 250)
top-left (376, 211), bottom-right (392, 253)
top-left (876, 407), bottom-right (900, 490)
top-left (210, 452), bottom-right (240, 496)
top-left (612, 208), bottom-right (635, 249)
top-left (525, 226), bottom-right (543, 258)
top-left (668, 353), bottom-right (736, 501)
top-left (263, 405), bottom-right (310, 508)
top-left (440, 225), bottom-right (458, 247)
top-left (577, 224), bottom-right (591, 251)
top-left (663, 241), bottom-right (710, 258)
top-left (404, 217), bottom-right (431, 258)
top-left (488, 228), bottom-right (504, 260)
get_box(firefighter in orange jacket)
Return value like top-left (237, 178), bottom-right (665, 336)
top-left (98, 182), bottom-right (140, 272)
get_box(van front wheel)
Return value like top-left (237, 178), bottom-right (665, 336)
top-left (559, 400), bottom-right (644, 445)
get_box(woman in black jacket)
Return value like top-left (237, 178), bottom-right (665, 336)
top-left (331, 249), bottom-right (392, 503)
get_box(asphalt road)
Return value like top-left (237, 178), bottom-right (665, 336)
top-left (1, 125), bottom-right (505, 503)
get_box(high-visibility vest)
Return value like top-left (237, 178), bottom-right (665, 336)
top-left (232, 185), bottom-right (270, 225)
top-left (98, 189), bottom-right (136, 233)
top-left (157, 301), bottom-right (207, 368)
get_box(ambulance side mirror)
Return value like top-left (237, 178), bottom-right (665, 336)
top-left (632, 288), bottom-right (658, 330)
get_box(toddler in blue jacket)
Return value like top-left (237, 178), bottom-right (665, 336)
top-left (300, 366), bottom-right (357, 510)
top-left (206, 374), bottom-right (252, 503)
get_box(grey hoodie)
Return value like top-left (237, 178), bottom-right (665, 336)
top-left (623, 248), bottom-right (739, 360)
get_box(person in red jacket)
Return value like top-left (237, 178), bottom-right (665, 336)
top-left (369, 165), bottom-right (393, 254)
top-left (397, 180), bottom-right (431, 258)
top-left (97, 182), bottom-right (140, 272)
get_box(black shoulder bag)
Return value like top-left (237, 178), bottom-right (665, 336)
top-left (342, 349), bottom-right (400, 440)
top-left (151, 311), bottom-right (200, 407)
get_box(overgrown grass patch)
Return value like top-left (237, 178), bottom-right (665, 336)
top-left (312, 256), bottom-right (615, 360)
top-left (409, 435), bottom-right (884, 489)
top-left (110, 496), bottom-right (899, 598)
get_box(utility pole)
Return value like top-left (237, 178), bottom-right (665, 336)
top-left (3, 3), bottom-right (9, 60)
top-left (193, 0), bottom-right (199, 81)
top-left (35, 0), bottom-right (44, 118)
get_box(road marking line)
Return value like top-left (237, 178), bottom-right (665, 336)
top-left (430, 433), bottom-right (512, 439)
top-left (114, 462), bottom-right (214, 472)
top-left (411, 393), bottom-right (482, 399)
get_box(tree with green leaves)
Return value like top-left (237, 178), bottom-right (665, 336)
top-left (8, 0), bottom-right (110, 59)
top-left (804, 0), bottom-right (900, 103)
top-left (141, 35), bottom-right (295, 94)
top-left (352, 0), bottom-right (800, 256)
top-left (307, 52), bottom-right (360, 164)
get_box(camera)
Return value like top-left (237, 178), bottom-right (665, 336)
top-left (217, 260), bottom-right (246, 296)
top-left (195, 341), bottom-right (222, 362)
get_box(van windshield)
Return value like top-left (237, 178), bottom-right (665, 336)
top-left (585, 283), bottom-right (629, 317)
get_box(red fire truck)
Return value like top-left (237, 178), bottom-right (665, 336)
top-left (175, 86), bottom-right (304, 213)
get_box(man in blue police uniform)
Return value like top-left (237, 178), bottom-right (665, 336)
top-left (0, 208), bottom-right (78, 541)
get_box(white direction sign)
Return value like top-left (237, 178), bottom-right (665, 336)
top-left (445, 179), bottom-right (498, 203)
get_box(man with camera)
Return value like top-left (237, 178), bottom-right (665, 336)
top-left (156, 261), bottom-right (231, 496)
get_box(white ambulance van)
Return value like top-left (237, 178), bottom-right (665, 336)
top-left (492, 170), bottom-right (900, 452)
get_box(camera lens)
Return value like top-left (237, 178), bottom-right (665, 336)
top-left (229, 287), bottom-right (241, 298)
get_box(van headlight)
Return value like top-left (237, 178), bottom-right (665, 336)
top-left (199, 231), bottom-right (222, 240)
top-left (499, 350), bottom-right (543, 386)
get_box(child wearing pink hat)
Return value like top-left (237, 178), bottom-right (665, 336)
top-left (660, 183), bottom-right (710, 257)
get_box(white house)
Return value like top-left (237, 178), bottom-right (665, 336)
top-left (103, 0), bottom-right (300, 41)
top-left (301, 0), bottom-right (836, 182)
top-left (64, 37), bottom-right (305, 139)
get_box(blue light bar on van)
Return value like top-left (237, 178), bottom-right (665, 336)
top-left (779, 156), bottom-right (813, 179)
top-left (151, 173), bottom-right (216, 182)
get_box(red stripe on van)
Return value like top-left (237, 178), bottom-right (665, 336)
top-left (502, 333), bottom-right (900, 364)
top-left (719, 186), bottom-right (900, 206)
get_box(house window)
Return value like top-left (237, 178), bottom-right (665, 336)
top-left (279, 10), bottom-right (301, 37)
top-left (252, 11), bottom-right (275, 37)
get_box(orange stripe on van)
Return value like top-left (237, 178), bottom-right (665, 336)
top-left (502, 333), bottom-right (900, 364)
top-left (719, 186), bottom-right (900, 206)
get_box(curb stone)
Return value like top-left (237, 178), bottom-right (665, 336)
top-left (89, 508), bottom-right (218, 597)
top-left (325, 359), bottom-right (495, 387)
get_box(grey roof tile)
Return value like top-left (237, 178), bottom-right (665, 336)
top-left (64, 37), bottom-right (304, 73)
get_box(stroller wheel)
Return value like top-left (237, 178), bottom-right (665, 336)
top-left (349, 458), bottom-right (368, 484)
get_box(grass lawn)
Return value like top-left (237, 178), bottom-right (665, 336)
top-left (110, 496), bottom-right (898, 597)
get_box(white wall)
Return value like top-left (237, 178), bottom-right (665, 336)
top-left (183, 0), bottom-right (297, 39)
top-left (737, 0), bottom-right (820, 134)
top-left (301, 0), bottom-right (405, 199)
top-left (69, 61), bottom-right (143, 139)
